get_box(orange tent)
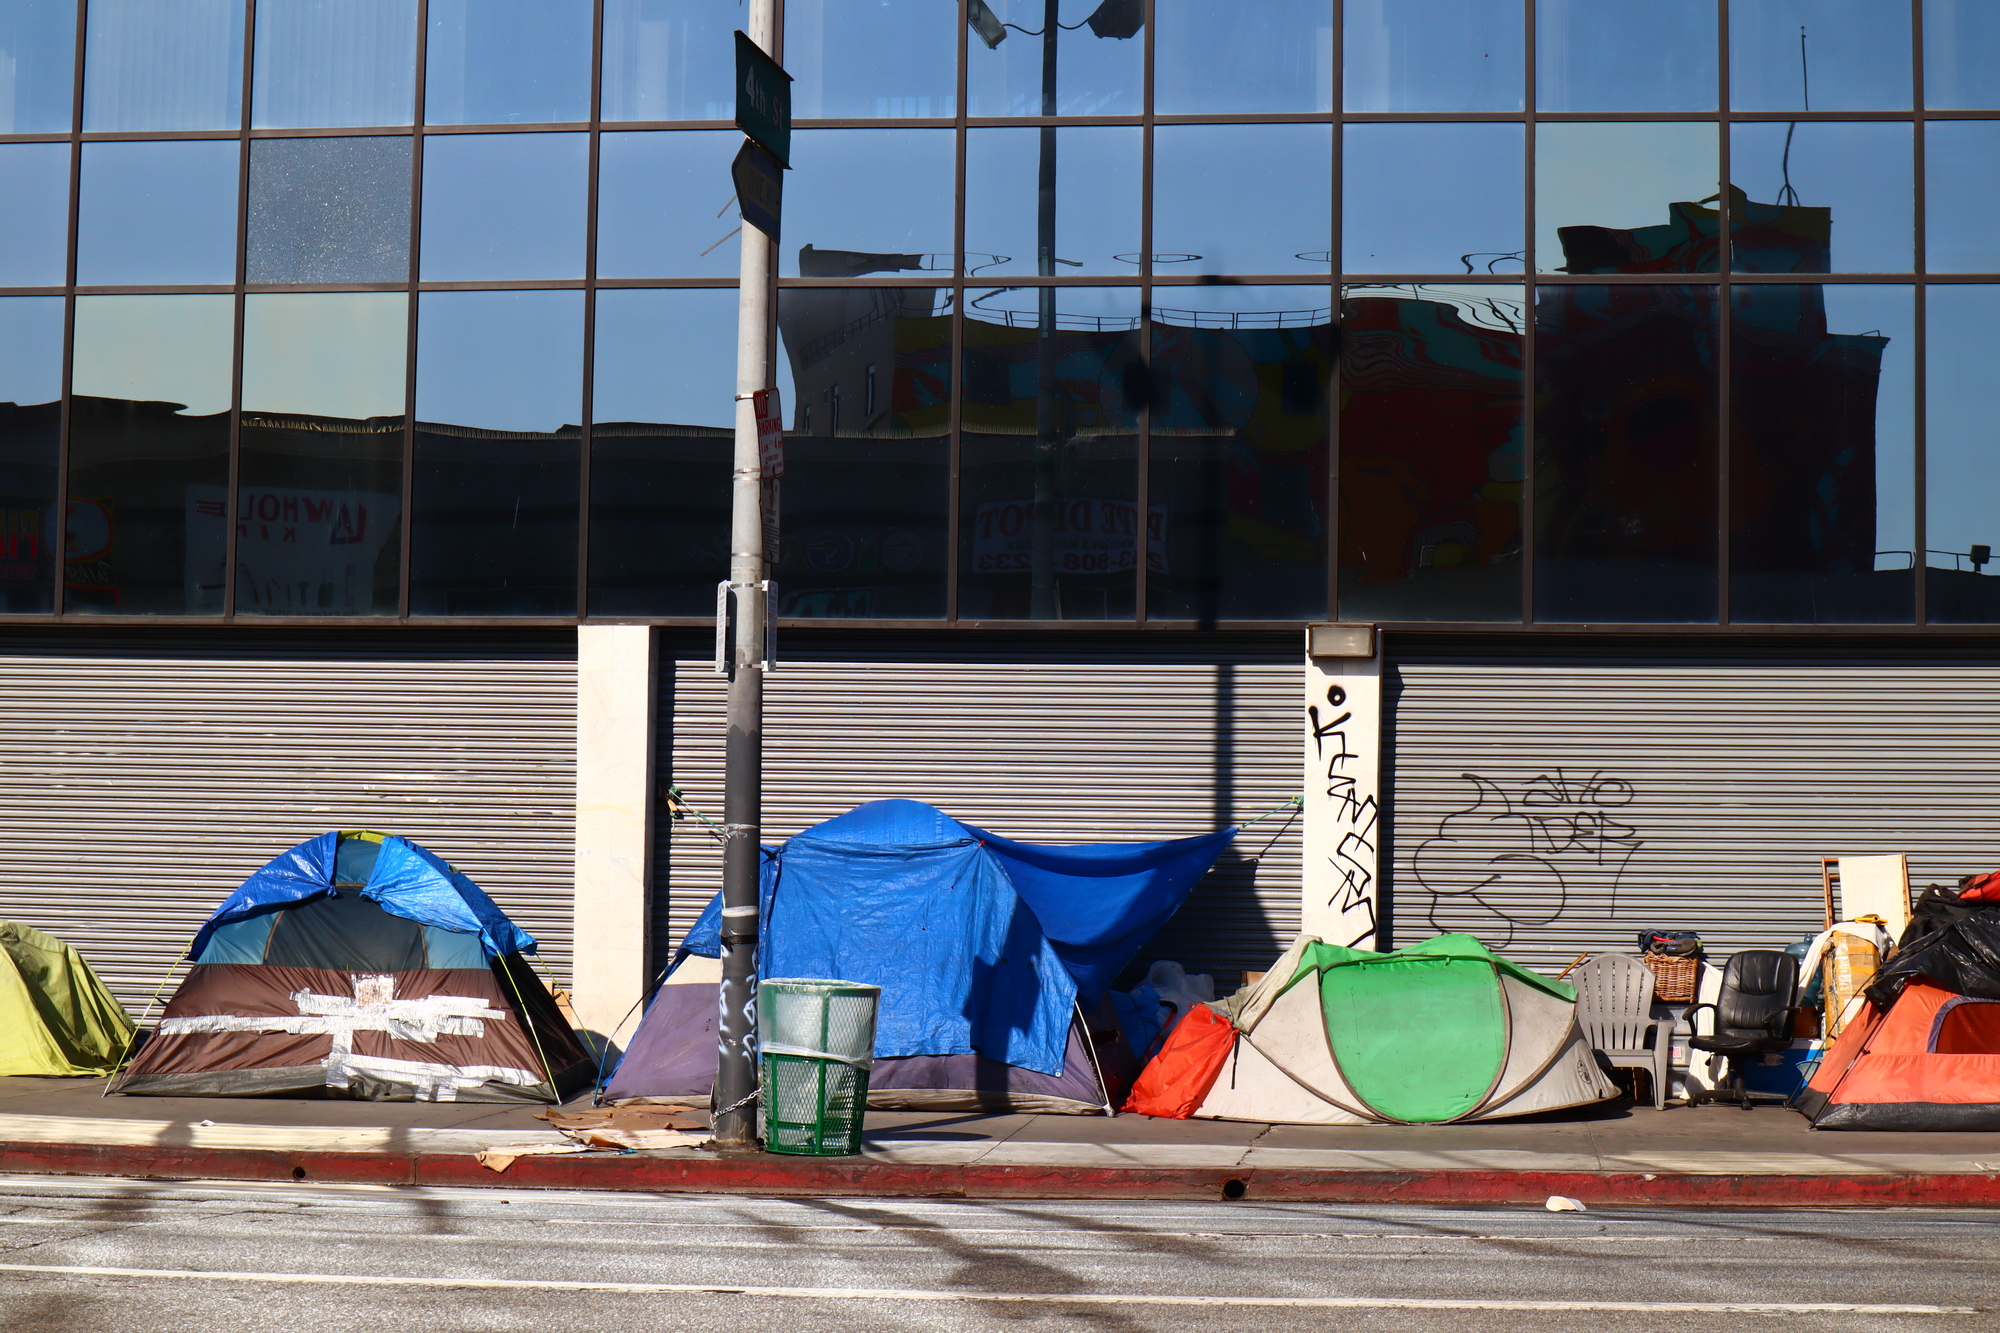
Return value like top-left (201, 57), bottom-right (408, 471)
top-left (1799, 980), bottom-right (2000, 1130)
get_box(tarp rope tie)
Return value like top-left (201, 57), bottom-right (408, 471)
top-left (665, 786), bottom-right (732, 844)
top-left (499, 959), bottom-right (561, 1102)
top-left (1239, 794), bottom-right (1303, 829)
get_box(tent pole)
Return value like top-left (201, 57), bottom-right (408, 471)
top-left (712, 0), bottom-right (779, 1153)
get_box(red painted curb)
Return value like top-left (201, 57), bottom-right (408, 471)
top-left (4, 1140), bottom-right (1999, 1206)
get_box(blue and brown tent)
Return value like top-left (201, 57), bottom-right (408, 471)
top-left (113, 831), bottom-right (589, 1102)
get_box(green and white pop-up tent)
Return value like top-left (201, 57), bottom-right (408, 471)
top-left (0, 921), bottom-right (135, 1077)
top-left (1132, 933), bottom-right (1617, 1124)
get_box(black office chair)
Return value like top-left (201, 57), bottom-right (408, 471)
top-left (1686, 951), bottom-right (1800, 1109)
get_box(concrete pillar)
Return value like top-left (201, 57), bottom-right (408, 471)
top-left (573, 625), bottom-right (656, 1047)
top-left (1301, 624), bottom-right (1383, 949)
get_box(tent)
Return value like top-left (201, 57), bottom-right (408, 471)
top-left (1799, 981), bottom-right (2000, 1129)
top-left (112, 831), bottom-right (591, 1102)
top-left (1125, 933), bottom-right (1617, 1124)
top-left (0, 921), bottom-right (135, 1076)
top-left (603, 799), bottom-right (1234, 1113)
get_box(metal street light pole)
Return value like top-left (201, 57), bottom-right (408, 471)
top-left (713, 0), bottom-right (780, 1153)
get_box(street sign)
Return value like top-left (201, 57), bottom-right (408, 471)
top-left (734, 31), bottom-right (792, 167)
top-left (731, 140), bottom-right (783, 241)
top-left (753, 388), bottom-right (784, 478)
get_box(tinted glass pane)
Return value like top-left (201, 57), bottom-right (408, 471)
top-left (252, 0), bottom-right (418, 129)
top-left (1149, 286), bottom-right (1331, 622)
top-left (1535, 285), bottom-right (1719, 622)
top-left (963, 127), bottom-right (1141, 280)
top-left (1338, 285), bottom-right (1524, 622)
top-left (964, 0), bottom-right (1142, 116)
top-left (1343, 124), bottom-right (1523, 275)
top-left (595, 130), bottom-right (740, 279)
top-left (1926, 286), bottom-right (2000, 622)
top-left (237, 294), bottom-right (407, 616)
top-left (774, 287), bottom-right (950, 620)
top-left (0, 143), bottom-right (70, 286)
top-left (1927, 0), bottom-right (2000, 109)
top-left (1730, 285), bottom-right (1913, 623)
top-left (1537, 123), bottom-right (1717, 274)
top-left (1156, 0), bottom-right (1333, 114)
top-left (247, 136), bottom-right (411, 283)
top-left (788, 0), bottom-right (954, 119)
top-left (958, 286), bottom-right (1138, 620)
top-left (424, 0), bottom-right (590, 125)
top-left (1927, 121), bottom-right (2000, 274)
top-left (83, 0), bottom-right (241, 131)
top-left (412, 290), bottom-right (581, 615)
top-left (781, 130), bottom-right (954, 280)
top-left (1730, 122), bottom-right (1910, 274)
top-left (1344, 0), bottom-right (1523, 113)
top-left (0, 0), bottom-right (76, 132)
top-left (1537, 0), bottom-right (1715, 112)
top-left (67, 296), bottom-right (233, 615)
top-left (0, 297), bottom-right (63, 612)
top-left (419, 132), bottom-right (586, 280)
top-left (1730, 0), bottom-right (1910, 111)
top-left (1154, 124), bottom-right (1332, 276)
top-left (76, 139), bottom-right (239, 285)
top-left (588, 288), bottom-right (733, 616)
top-left (602, 0), bottom-right (735, 121)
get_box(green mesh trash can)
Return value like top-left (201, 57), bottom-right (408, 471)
top-left (759, 978), bottom-right (880, 1156)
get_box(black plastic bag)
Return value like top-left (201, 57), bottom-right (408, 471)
top-left (1637, 930), bottom-right (1702, 957)
top-left (1864, 883), bottom-right (2000, 1007)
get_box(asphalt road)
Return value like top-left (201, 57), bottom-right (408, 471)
top-left (0, 1174), bottom-right (1994, 1332)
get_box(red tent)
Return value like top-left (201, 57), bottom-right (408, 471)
top-left (1799, 980), bottom-right (2000, 1130)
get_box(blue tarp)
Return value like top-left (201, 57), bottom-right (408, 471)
top-left (187, 832), bottom-right (537, 961)
top-left (678, 800), bottom-right (1233, 1076)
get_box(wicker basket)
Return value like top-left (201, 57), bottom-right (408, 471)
top-left (1640, 953), bottom-right (1701, 1003)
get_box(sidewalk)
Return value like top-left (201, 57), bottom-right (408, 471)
top-left (4, 1075), bottom-right (1999, 1205)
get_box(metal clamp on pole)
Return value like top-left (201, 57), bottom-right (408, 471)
top-left (719, 902), bottom-right (760, 945)
top-left (713, 580), bottom-right (731, 674)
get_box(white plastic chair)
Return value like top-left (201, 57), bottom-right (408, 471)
top-left (1572, 953), bottom-right (1676, 1109)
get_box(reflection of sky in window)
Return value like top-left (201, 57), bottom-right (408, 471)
top-left (253, 0), bottom-right (418, 128)
top-left (960, 285), bottom-right (1135, 334)
top-left (593, 288), bottom-right (738, 430)
top-left (595, 130), bottom-right (741, 279)
top-left (964, 0), bottom-right (1139, 116)
top-left (425, 0), bottom-right (592, 125)
top-left (601, 0), bottom-right (737, 121)
top-left (963, 127), bottom-right (1141, 279)
top-left (781, 130), bottom-right (955, 278)
top-left (1730, 0), bottom-right (1910, 111)
top-left (0, 297), bottom-right (64, 405)
top-left (1152, 284), bottom-right (1333, 331)
top-left (1926, 287), bottom-right (2000, 566)
top-left (1155, 0), bottom-right (1332, 114)
top-left (1926, 0), bottom-right (2000, 109)
top-left (76, 140), bottom-right (240, 284)
top-left (1344, 0), bottom-right (1522, 112)
top-left (1343, 123), bottom-right (1522, 275)
top-left (1538, 0), bottom-right (1715, 112)
top-left (1153, 124), bottom-right (1332, 275)
top-left (83, 0), bottom-right (242, 131)
top-left (242, 294), bottom-right (408, 420)
top-left (0, 144), bottom-right (69, 286)
top-left (1535, 123), bottom-right (1716, 273)
top-left (0, 0), bottom-right (77, 132)
top-left (788, 0), bottom-right (955, 118)
top-left (416, 290), bottom-right (582, 433)
top-left (1730, 123), bottom-right (1910, 273)
top-left (419, 133), bottom-right (587, 280)
top-left (72, 295), bottom-right (234, 415)
top-left (1927, 123), bottom-right (2000, 273)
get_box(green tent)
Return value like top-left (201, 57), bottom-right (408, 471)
top-left (1188, 933), bottom-right (1617, 1125)
top-left (0, 921), bottom-right (136, 1077)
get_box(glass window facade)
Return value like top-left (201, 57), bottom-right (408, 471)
top-left (10, 2), bottom-right (1998, 630)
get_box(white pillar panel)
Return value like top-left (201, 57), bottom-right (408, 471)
top-left (1301, 628), bottom-right (1383, 950)
top-left (573, 624), bottom-right (656, 1046)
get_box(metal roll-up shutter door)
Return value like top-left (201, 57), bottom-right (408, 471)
top-left (1386, 636), bottom-right (2000, 974)
top-left (655, 633), bottom-right (1303, 982)
top-left (0, 629), bottom-right (576, 1009)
